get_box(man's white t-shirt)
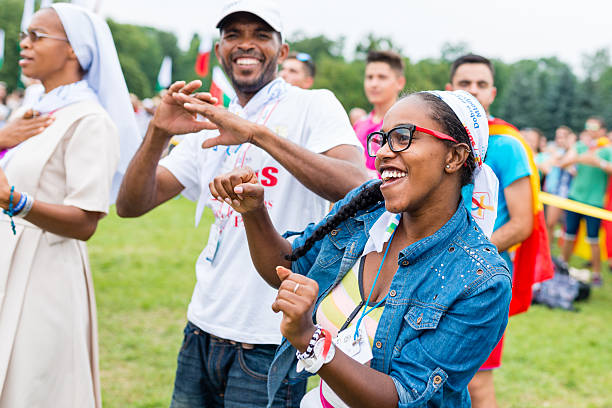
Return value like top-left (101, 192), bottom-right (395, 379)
top-left (159, 78), bottom-right (362, 344)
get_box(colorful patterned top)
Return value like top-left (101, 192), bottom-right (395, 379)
top-left (315, 257), bottom-right (385, 348)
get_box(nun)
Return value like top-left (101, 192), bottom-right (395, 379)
top-left (0, 4), bottom-right (139, 407)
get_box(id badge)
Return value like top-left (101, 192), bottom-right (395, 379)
top-left (334, 325), bottom-right (373, 364)
top-left (203, 223), bottom-right (221, 263)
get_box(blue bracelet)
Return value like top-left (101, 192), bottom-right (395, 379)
top-left (12, 192), bottom-right (27, 215)
top-left (2, 186), bottom-right (16, 235)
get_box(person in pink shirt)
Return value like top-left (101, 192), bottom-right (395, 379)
top-left (353, 50), bottom-right (405, 176)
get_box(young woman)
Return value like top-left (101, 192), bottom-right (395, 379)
top-left (189, 89), bottom-right (510, 407)
top-left (0, 4), bottom-right (139, 407)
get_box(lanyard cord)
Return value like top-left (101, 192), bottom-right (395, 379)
top-left (353, 227), bottom-right (397, 340)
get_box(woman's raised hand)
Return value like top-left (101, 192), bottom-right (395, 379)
top-left (272, 266), bottom-right (319, 353)
top-left (209, 167), bottom-right (264, 214)
top-left (150, 81), bottom-right (219, 138)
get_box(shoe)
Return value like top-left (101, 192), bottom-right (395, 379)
top-left (592, 274), bottom-right (603, 287)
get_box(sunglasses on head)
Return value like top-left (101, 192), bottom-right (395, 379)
top-left (295, 52), bottom-right (312, 63)
top-left (366, 124), bottom-right (459, 157)
top-left (19, 29), bottom-right (68, 43)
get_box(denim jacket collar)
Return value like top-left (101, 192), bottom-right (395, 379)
top-left (398, 201), bottom-right (467, 265)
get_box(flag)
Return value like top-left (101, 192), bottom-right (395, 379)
top-left (210, 66), bottom-right (236, 107)
top-left (0, 30), bottom-right (4, 70)
top-left (194, 34), bottom-right (212, 77)
top-left (21, 0), bottom-right (35, 31)
top-left (488, 118), bottom-right (554, 316)
top-left (155, 56), bottom-right (172, 92)
top-left (40, 0), bottom-right (53, 8)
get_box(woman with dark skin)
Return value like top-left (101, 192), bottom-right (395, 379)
top-left (184, 90), bottom-right (510, 407)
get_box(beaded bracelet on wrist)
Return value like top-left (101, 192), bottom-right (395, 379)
top-left (295, 325), bottom-right (322, 360)
top-left (2, 186), bottom-right (16, 235)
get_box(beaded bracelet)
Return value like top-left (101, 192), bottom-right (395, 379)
top-left (295, 325), bottom-right (322, 360)
top-left (2, 186), bottom-right (16, 235)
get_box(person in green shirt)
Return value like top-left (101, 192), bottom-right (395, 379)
top-left (559, 116), bottom-right (612, 286)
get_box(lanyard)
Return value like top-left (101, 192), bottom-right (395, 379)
top-left (353, 227), bottom-right (397, 340)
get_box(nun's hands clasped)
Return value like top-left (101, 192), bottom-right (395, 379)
top-left (173, 92), bottom-right (259, 149)
top-left (151, 80), bottom-right (218, 137)
top-left (209, 167), bottom-right (264, 214)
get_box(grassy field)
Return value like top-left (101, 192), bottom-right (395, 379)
top-left (90, 198), bottom-right (612, 407)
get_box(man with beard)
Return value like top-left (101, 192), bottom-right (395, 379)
top-left (116, 1), bottom-right (367, 406)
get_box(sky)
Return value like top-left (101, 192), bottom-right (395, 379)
top-left (93, 0), bottom-right (612, 74)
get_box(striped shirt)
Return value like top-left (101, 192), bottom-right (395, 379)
top-left (315, 257), bottom-right (385, 348)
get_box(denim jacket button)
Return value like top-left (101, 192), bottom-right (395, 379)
top-left (389, 290), bottom-right (397, 297)
top-left (433, 375), bottom-right (443, 385)
top-left (476, 269), bottom-right (484, 275)
top-left (401, 260), bottom-right (409, 266)
top-left (330, 229), bottom-right (338, 236)
top-left (375, 341), bottom-right (382, 349)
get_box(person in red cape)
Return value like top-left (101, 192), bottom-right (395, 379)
top-left (446, 54), bottom-right (554, 408)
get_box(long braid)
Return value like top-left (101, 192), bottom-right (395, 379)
top-left (286, 181), bottom-right (383, 262)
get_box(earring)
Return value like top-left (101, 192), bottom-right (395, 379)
top-left (445, 164), bottom-right (450, 169)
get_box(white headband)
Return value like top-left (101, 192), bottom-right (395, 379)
top-left (427, 90), bottom-right (499, 238)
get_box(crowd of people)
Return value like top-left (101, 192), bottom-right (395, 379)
top-left (0, 1), bottom-right (606, 407)
top-left (522, 118), bottom-right (612, 286)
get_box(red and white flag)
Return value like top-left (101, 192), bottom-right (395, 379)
top-left (210, 66), bottom-right (236, 107)
top-left (194, 34), bottom-right (212, 77)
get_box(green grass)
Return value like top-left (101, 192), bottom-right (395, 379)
top-left (90, 198), bottom-right (612, 407)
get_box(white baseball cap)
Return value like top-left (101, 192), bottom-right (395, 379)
top-left (216, 0), bottom-right (283, 40)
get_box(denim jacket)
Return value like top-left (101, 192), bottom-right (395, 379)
top-left (267, 181), bottom-right (512, 407)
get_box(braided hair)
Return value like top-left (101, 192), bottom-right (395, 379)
top-left (287, 92), bottom-right (476, 262)
top-left (286, 181), bottom-right (384, 261)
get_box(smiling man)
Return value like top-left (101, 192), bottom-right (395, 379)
top-left (116, 0), bottom-right (367, 406)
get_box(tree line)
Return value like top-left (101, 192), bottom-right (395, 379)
top-left (1, 0), bottom-right (611, 138)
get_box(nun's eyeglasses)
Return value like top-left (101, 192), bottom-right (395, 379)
top-left (19, 30), bottom-right (69, 43)
top-left (367, 124), bottom-right (458, 157)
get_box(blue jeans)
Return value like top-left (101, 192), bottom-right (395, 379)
top-left (565, 210), bottom-right (601, 242)
top-left (170, 322), bottom-right (306, 408)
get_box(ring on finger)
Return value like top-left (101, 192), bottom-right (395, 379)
top-left (293, 283), bottom-right (300, 294)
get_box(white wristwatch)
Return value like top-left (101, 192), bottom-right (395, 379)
top-left (296, 336), bottom-right (336, 373)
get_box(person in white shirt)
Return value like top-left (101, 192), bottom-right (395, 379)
top-left (116, 1), bottom-right (368, 406)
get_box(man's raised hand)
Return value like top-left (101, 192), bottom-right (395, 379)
top-left (173, 92), bottom-right (259, 149)
top-left (150, 80), bottom-right (218, 138)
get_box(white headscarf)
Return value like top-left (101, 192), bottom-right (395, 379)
top-left (427, 90), bottom-right (499, 238)
top-left (51, 3), bottom-right (141, 203)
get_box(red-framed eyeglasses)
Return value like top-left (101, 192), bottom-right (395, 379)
top-left (366, 124), bottom-right (459, 157)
